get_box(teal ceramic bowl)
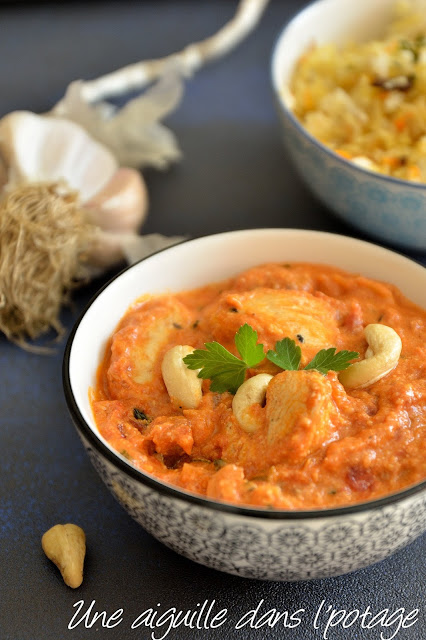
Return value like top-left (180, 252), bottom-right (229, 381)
top-left (271, 0), bottom-right (426, 251)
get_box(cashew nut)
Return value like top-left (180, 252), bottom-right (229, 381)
top-left (161, 345), bottom-right (203, 409)
top-left (232, 373), bottom-right (273, 433)
top-left (339, 324), bottom-right (402, 389)
top-left (41, 524), bottom-right (86, 588)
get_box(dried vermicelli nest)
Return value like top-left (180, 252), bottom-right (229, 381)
top-left (0, 182), bottom-right (95, 352)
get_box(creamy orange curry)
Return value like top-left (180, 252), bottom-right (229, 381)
top-left (91, 263), bottom-right (426, 509)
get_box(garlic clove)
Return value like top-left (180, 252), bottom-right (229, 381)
top-left (84, 167), bottom-right (148, 233)
top-left (85, 228), bottom-right (127, 272)
top-left (0, 111), bottom-right (117, 201)
top-left (119, 232), bottom-right (187, 265)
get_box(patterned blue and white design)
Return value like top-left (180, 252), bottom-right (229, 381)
top-left (82, 437), bottom-right (426, 582)
top-left (277, 105), bottom-right (426, 251)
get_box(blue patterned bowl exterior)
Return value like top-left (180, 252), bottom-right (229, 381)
top-left (78, 432), bottom-right (426, 581)
top-left (275, 102), bottom-right (426, 251)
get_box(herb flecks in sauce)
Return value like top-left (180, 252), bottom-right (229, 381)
top-left (133, 408), bottom-right (151, 422)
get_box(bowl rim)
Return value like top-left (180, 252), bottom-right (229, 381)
top-left (270, 0), bottom-right (426, 191)
top-left (63, 229), bottom-right (426, 520)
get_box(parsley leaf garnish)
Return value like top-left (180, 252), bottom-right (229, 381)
top-left (234, 323), bottom-right (266, 367)
top-left (304, 347), bottom-right (359, 374)
top-left (268, 338), bottom-right (358, 375)
top-left (266, 337), bottom-right (302, 371)
top-left (183, 325), bottom-right (359, 394)
top-left (183, 342), bottom-right (246, 394)
top-left (183, 324), bottom-right (264, 394)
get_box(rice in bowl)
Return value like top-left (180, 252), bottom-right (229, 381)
top-left (289, 1), bottom-right (426, 182)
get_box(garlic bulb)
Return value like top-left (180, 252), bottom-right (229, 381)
top-left (0, 110), bottom-right (149, 270)
top-left (0, 0), bottom-right (270, 267)
top-left (0, 0), bottom-right (269, 348)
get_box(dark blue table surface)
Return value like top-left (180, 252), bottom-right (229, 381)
top-left (0, 2), bottom-right (425, 639)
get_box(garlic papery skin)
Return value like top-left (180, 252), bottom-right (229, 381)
top-left (50, 0), bottom-right (270, 170)
top-left (0, 111), bottom-right (118, 201)
top-left (84, 167), bottom-right (148, 233)
top-left (86, 231), bottom-right (186, 273)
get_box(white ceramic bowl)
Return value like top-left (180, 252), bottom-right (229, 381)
top-left (64, 229), bottom-right (426, 581)
top-left (271, 0), bottom-right (426, 250)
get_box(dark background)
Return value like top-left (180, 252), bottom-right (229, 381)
top-left (0, 2), bottom-right (425, 639)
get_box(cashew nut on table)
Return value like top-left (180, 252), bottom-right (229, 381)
top-left (41, 524), bottom-right (86, 588)
top-left (162, 345), bottom-right (203, 409)
top-left (339, 324), bottom-right (402, 389)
